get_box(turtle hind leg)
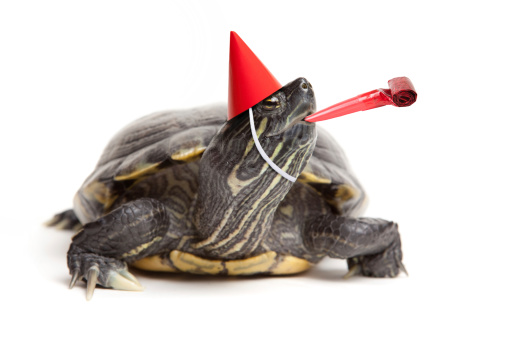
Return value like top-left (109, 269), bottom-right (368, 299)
top-left (45, 209), bottom-right (83, 231)
top-left (303, 215), bottom-right (405, 278)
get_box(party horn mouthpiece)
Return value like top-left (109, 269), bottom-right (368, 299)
top-left (305, 77), bottom-right (417, 123)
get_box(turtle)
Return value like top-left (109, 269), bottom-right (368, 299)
top-left (48, 77), bottom-right (405, 300)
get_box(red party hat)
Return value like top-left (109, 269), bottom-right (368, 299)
top-left (228, 31), bottom-right (282, 120)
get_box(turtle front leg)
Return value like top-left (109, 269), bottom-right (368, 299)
top-left (67, 198), bottom-right (174, 300)
top-left (303, 215), bottom-right (406, 278)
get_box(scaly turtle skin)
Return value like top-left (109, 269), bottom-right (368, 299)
top-left (48, 78), bottom-right (405, 300)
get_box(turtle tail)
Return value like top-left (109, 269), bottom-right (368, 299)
top-left (45, 209), bottom-right (83, 231)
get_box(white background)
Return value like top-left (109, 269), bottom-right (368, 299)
top-left (1, 0), bottom-right (506, 337)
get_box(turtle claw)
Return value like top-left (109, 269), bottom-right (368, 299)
top-left (399, 262), bottom-right (409, 276)
top-left (119, 269), bottom-right (141, 284)
top-left (68, 248), bottom-right (144, 300)
top-left (86, 266), bottom-right (99, 301)
top-left (69, 271), bottom-right (81, 289)
top-left (108, 271), bottom-right (144, 291)
top-left (343, 264), bottom-right (361, 279)
top-left (69, 265), bottom-right (144, 300)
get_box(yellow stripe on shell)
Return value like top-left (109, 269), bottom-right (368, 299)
top-left (167, 250), bottom-right (312, 276)
top-left (278, 205), bottom-right (294, 217)
top-left (170, 250), bottom-right (224, 275)
top-left (297, 171), bottom-right (332, 184)
top-left (171, 145), bottom-right (206, 162)
top-left (131, 255), bottom-right (179, 272)
top-left (82, 181), bottom-right (118, 210)
top-left (335, 184), bottom-right (357, 201)
top-left (114, 162), bottom-right (162, 181)
top-left (225, 251), bottom-right (276, 275)
top-left (326, 184), bottom-right (358, 212)
top-left (270, 255), bottom-right (312, 275)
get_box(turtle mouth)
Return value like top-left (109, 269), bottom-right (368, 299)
top-left (266, 109), bottom-right (314, 137)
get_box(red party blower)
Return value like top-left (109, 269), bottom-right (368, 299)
top-left (305, 77), bottom-right (417, 123)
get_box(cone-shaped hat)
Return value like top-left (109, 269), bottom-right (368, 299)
top-left (228, 31), bottom-right (282, 120)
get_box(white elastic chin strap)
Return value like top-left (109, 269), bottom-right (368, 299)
top-left (249, 108), bottom-right (297, 182)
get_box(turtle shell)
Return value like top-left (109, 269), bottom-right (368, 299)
top-left (297, 127), bottom-right (367, 217)
top-left (76, 104), bottom-right (365, 223)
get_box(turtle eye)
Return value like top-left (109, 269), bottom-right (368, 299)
top-left (262, 96), bottom-right (280, 111)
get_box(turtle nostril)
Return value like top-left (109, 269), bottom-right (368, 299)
top-left (301, 83), bottom-right (308, 90)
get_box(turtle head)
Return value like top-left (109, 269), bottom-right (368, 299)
top-left (194, 77), bottom-right (317, 259)
top-left (253, 77), bottom-right (316, 139)
top-left (244, 76), bottom-right (317, 179)
top-left (204, 77), bottom-right (317, 185)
